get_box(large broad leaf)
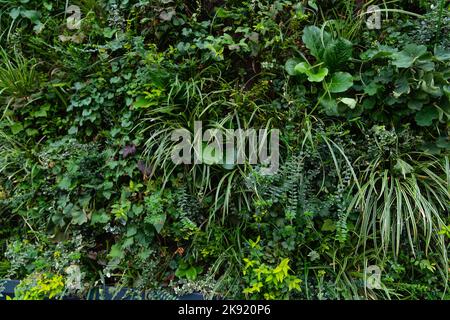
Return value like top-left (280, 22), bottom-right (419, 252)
top-left (294, 62), bottom-right (328, 82)
top-left (323, 38), bottom-right (353, 70)
top-left (285, 58), bottom-right (304, 76)
top-left (302, 26), bottom-right (331, 60)
top-left (133, 97), bottom-right (154, 109)
top-left (415, 106), bottom-right (439, 126)
top-left (327, 72), bottom-right (353, 93)
top-left (393, 76), bottom-right (410, 98)
top-left (307, 67), bottom-right (328, 82)
top-left (294, 62), bottom-right (310, 75)
top-left (391, 44), bottom-right (428, 68)
top-left (434, 46), bottom-right (450, 62)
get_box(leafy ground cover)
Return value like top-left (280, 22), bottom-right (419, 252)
top-left (0, 0), bottom-right (449, 300)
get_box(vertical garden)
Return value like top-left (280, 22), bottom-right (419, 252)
top-left (0, 0), bottom-right (449, 300)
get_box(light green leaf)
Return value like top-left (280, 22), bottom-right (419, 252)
top-left (9, 8), bottom-right (21, 20)
top-left (294, 62), bottom-right (310, 75)
top-left (321, 219), bottom-right (336, 232)
top-left (10, 122), bottom-right (24, 135)
top-left (133, 97), bottom-right (152, 109)
top-left (338, 97), bottom-right (357, 109)
top-left (185, 267), bottom-right (199, 281)
top-left (109, 244), bottom-right (124, 259)
top-left (307, 67), bottom-right (328, 82)
top-left (394, 159), bottom-right (414, 178)
top-left (360, 45), bottom-right (397, 61)
top-left (202, 143), bottom-right (222, 165)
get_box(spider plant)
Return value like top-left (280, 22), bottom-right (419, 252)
top-left (137, 67), bottom-right (281, 229)
top-left (0, 48), bottom-right (41, 113)
top-left (348, 153), bottom-right (449, 287)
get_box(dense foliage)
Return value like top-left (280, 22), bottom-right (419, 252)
top-left (0, 0), bottom-right (449, 300)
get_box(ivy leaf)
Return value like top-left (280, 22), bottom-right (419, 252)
top-left (10, 122), bottom-right (24, 135)
top-left (327, 72), bottom-right (353, 93)
top-left (415, 106), bottom-right (439, 126)
top-left (391, 44), bottom-right (427, 68)
top-left (91, 210), bottom-right (110, 225)
top-left (109, 244), bottom-right (124, 260)
top-left (71, 208), bottom-right (88, 225)
top-left (147, 213), bottom-right (166, 233)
